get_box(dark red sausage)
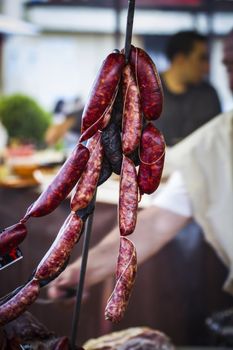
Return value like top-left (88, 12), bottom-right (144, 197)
top-left (122, 64), bottom-right (142, 155)
top-left (105, 237), bottom-right (137, 323)
top-left (0, 279), bottom-right (40, 326)
top-left (80, 52), bottom-right (125, 138)
top-left (24, 144), bottom-right (89, 218)
top-left (35, 213), bottom-right (83, 281)
top-left (138, 123), bottom-right (165, 195)
top-left (71, 132), bottom-right (103, 212)
top-left (130, 46), bottom-right (163, 120)
top-left (0, 223), bottom-right (27, 256)
top-left (119, 156), bottom-right (138, 236)
top-left (79, 88), bottom-right (117, 143)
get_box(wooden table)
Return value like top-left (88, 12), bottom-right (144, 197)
top-left (0, 186), bottom-right (232, 346)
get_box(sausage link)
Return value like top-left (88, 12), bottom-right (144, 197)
top-left (105, 237), bottom-right (137, 323)
top-left (81, 52), bottom-right (125, 136)
top-left (0, 223), bottom-right (27, 256)
top-left (119, 156), bottom-right (138, 236)
top-left (71, 132), bottom-right (103, 212)
top-left (130, 46), bottom-right (163, 120)
top-left (0, 279), bottom-right (40, 326)
top-left (102, 122), bottom-right (122, 175)
top-left (122, 64), bottom-right (142, 155)
top-left (24, 144), bottom-right (89, 218)
top-left (98, 155), bottom-right (112, 186)
top-left (138, 123), bottom-right (165, 195)
top-left (35, 213), bottom-right (83, 281)
top-left (79, 88), bottom-right (117, 143)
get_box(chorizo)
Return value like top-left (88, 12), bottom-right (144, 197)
top-left (24, 143), bottom-right (89, 218)
top-left (0, 279), bottom-right (40, 326)
top-left (119, 156), bottom-right (138, 236)
top-left (0, 223), bottom-right (27, 256)
top-left (122, 64), bottom-right (142, 155)
top-left (138, 123), bottom-right (165, 195)
top-left (71, 131), bottom-right (103, 212)
top-left (98, 155), bottom-right (112, 186)
top-left (81, 52), bottom-right (125, 136)
top-left (105, 237), bottom-right (137, 323)
top-left (130, 46), bottom-right (163, 120)
top-left (35, 213), bottom-right (83, 281)
top-left (102, 122), bottom-right (122, 175)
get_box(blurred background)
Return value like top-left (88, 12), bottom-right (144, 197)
top-left (0, 0), bottom-right (233, 348)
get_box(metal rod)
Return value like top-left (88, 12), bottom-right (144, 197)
top-left (124, 0), bottom-right (136, 62)
top-left (70, 203), bottom-right (96, 349)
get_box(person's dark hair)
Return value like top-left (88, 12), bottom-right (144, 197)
top-left (166, 31), bottom-right (207, 62)
top-left (53, 99), bottom-right (65, 114)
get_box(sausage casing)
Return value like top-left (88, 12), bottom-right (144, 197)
top-left (122, 64), bottom-right (142, 155)
top-left (0, 223), bottom-right (27, 256)
top-left (71, 131), bottom-right (103, 212)
top-left (25, 144), bottom-right (89, 218)
top-left (105, 237), bottom-right (137, 323)
top-left (35, 213), bottom-right (83, 281)
top-left (102, 122), bottom-right (122, 175)
top-left (0, 279), bottom-right (40, 326)
top-left (81, 52), bottom-right (125, 135)
top-left (130, 46), bottom-right (163, 120)
top-left (119, 156), bottom-right (138, 236)
top-left (138, 123), bottom-right (165, 195)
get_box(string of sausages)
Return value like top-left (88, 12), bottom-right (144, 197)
top-left (0, 46), bottom-right (165, 326)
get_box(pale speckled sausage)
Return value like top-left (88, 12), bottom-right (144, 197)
top-left (119, 156), bottom-right (138, 236)
top-left (138, 123), bottom-right (165, 195)
top-left (130, 46), bottom-right (163, 120)
top-left (24, 143), bottom-right (89, 219)
top-left (0, 222), bottom-right (27, 256)
top-left (34, 213), bottom-right (83, 281)
top-left (71, 131), bottom-right (103, 212)
top-left (0, 279), bottom-right (40, 326)
top-left (105, 237), bottom-right (137, 323)
top-left (122, 64), bottom-right (142, 155)
top-left (80, 52), bottom-right (125, 140)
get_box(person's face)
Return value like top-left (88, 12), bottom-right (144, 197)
top-left (222, 39), bottom-right (233, 92)
top-left (180, 41), bottom-right (209, 84)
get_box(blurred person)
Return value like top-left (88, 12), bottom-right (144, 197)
top-left (52, 99), bottom-right (66, 124)
top-left (157, 30), bottom-right (221, 145)
top-left (47, 29), bottom-right (233, 300)
top-left (0, 121), bottom-right (8, 150)
top-left (45, 97), bottom-right (83, 149)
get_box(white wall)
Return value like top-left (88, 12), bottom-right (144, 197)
top-left (2, 32), bottom-right (142, 112)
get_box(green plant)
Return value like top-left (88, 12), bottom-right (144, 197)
top-left (0, 94), bottom-right (51, 144)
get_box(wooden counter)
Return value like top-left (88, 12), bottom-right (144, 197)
top-left (0, 187), bottom-right (232, 346)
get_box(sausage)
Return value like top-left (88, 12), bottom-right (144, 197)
top-left (105, 237), bottom-right (137, 323)
top-left (35, 213), bottom-right (83, 281)
top-left (102, 122), bottom-right (122, 175)
top-left (0, 222), bottom-right (27, 256)
top-left (71, 132), bottom-right (103, 212)
top-left (130, 46), bottom-right (163, 120)
top-left (24, 144), bottom-right (89, 218)
top-left (128, 147), bottom-right (140, 167)
top-left (98, 155), bottom-right (112, 186)
top-left (79, 88), bottom-right (117, 143)
top-left (80, 52), bottom-right (125, 137)
top-left (0, 279), bottom-right (40, 326)
top-left (138, 123), bottom-right (165, 195)
top-left (122, 64), bottom-right (142, 155)
top-left (119, 156), bottom-right (138, 236)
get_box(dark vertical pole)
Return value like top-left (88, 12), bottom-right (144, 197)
top-left (70, 207), bottom-right (95, 349)
top-left (124, 0), bottom-right (136, 63)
